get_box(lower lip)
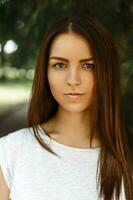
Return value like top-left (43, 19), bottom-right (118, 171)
top-left (65, 94), bottom-right (83, 99)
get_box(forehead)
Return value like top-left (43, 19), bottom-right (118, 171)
top-left (49, 32), bottom-right (93, 58)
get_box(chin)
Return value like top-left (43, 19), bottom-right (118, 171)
top-left (61, 105), bottom-right (91, 113)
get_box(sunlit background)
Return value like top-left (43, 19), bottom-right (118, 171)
top-left (0, 0), bottom-right (133, 136)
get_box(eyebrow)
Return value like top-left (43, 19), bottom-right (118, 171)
top-left (49, 56), bottom-right (94, 63)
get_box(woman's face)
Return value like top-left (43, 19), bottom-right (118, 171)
top-left (47, 32), bottom-right (95, 113)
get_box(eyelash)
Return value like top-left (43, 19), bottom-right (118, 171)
top-left (52, 63), bottom-right (95, 70)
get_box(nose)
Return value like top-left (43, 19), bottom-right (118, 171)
top-left (66, 68), bottom-right (81, 86)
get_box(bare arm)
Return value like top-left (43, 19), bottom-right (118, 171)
top-left (0, 166), bottom-right (10, 200)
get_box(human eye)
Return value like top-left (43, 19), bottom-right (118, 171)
top-left (82, 63), bottom-right (95, 70)
top-left (52, 63), bottom-right (66, 69)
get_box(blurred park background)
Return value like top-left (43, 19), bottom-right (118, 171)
top-left (0, 0), bottom-right (133, 137)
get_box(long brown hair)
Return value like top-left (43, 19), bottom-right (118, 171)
top-left (28, 13), bottom-right (133, 200)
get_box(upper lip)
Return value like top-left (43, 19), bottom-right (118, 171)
top-left (65, 92), bottom-right (83, 95)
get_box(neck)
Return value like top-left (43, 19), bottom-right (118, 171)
top-left (42, 106), bottom-right (101, 148)
top-left (47, 106), bottom-right (100, 146)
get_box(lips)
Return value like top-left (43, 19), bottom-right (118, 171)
top-left (64, 93), bottom-right (84, 99)
top-left (69, 93), bottom-right (81, 95)
top-left (66, 93), bottom-right (83, 95)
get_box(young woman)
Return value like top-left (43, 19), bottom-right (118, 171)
top-left (0, 13), bottom-right (132, 200)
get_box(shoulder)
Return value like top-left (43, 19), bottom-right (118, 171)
top-left (0, 127), bottom-right (34, 146)
top-left (0, 127), bottom-right (35, 165)
top-left (0, 127), bottom-right (35, 189)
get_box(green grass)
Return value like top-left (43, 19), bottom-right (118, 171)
top-left (0, 80), bottom-right (32, 114)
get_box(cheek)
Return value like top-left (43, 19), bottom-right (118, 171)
top-left (88, 77), bottom-right (96, 99)
top-left (84, 74), bottom-right (95, 91)
top-left (48, 72), bottom-right (63, 93)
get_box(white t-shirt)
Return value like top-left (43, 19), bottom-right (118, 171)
top-left (0, 127), bottom-right (125, 200)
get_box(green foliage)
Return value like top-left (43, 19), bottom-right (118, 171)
top-left (0, 0), bottom-right (133, 69)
